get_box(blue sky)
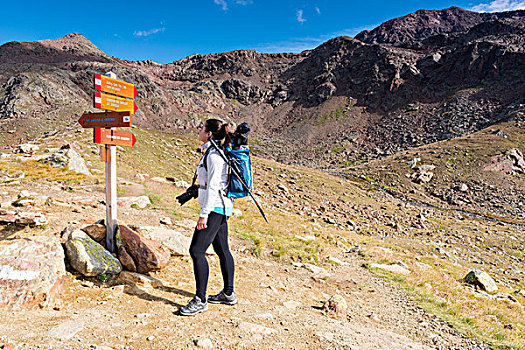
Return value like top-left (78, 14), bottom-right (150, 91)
top-left (1, 0), bottom-right (523, 63)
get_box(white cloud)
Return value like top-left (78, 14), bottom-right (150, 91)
top-left (214, 0), bottom-right (228, 10)
top-left (470, 0), bottom-right (525, 12)
top-left (214, 0), bottom-right (252, 10)
top-left (297, 9), bottom-right (307, 23)
top-left (315, 6), bottom-right (321, 14)
top-left (133, 28), bottom-right (165, 37)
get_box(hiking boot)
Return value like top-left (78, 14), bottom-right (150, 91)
top-left (207, 290), bottom-right (237, 305)
top-left (179, 296), bottom-right (208, 316)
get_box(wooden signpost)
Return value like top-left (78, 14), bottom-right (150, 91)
top-left (78, 111), bottom-right (132, 128)
top-left (94, 73), bottom-right (138, 100)
top-left (78, 72), bottom-right (138, 252)
top-left (94, 91), bottom-right (138, 114)
top-left (94, 127), bottom-right (137, 147)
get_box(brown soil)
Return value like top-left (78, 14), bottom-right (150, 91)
top-left (0, 179), bottom-right (490, 350)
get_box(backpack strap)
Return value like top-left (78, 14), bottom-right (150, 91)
top-left (192, 148), bottom-right (212, 186)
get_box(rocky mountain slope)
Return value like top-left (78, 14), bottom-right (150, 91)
top-left (0, 7), bottom-right (523, 169)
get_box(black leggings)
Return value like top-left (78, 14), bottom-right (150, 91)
top-left (189, 212), bottom-right (235, 301)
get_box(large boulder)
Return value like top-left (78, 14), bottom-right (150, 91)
top-left (65, 229), bottom-right (122, 276)
top-left (81, 224), bottom-right (106, 242)
top-left (464, 269), bottom-right (498, 293)
top-left (41, 144), bottom-right (91, 176)
top-left (0, 236), bottom-right (66, 310)
top-left (118, 225), bottom-right (170, 273)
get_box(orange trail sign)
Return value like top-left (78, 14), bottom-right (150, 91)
top-left (93, 127), bottom-right (137, 147)
top-left (94, 73), bottom-right (138, 99)
top-left (94, 91), bottom-right (138, 114)
top-left (78, 111), bottom-right (131, 128)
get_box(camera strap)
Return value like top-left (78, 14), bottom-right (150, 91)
top-left (192, 148), bottom-right (211, 186)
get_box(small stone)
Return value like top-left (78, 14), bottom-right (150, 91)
top-left (17, 190), bottom-right (30, 199)
top-left (302, 263), bottom-right (329, 279)
top-left (175, 180), bottom-right (190, 188)
top-left (232, 208), bottom-right (243, 217)
top-left (457, 183), bottom-right (469, 192)
top-left (328, 256), bottom-right (346, 265)
top-left (283, 300), bottom-right (301, 309)
top-left (323, 294), bottom-right (347, 318)
top-left (146, 336), bottom-right (155, 341)
top-left (368, 312), bottom-right (380, 322)
top-left (254, 313), bottom-right (274, 320)
top-left (277, 184), bottom-right (289, 192)
top-left (238, 322), bottom-right (276, 335)
top-left (117, 271), bottom-right (164, 288)
top-left (46, 320), bottom-right (84, 339)
top-left (81, 281), bottom-right (95, 288)
top-left (151, 177), bottom-right (170, 184)
top-left (134, 173), bottom-right (146, 181)
top-left (160, 217), bottom-right (172, 225)
top-left (195, 338), bottom-right (213, 349)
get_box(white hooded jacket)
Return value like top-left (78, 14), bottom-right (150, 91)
top-left (197, 141), bottom-right (234, 218)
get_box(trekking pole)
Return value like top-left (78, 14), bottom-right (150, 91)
top-left (208, 138), bottom-right (269, 223)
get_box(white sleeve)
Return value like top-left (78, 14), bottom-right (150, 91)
top-left (199, 152), bottom-right (225, 218)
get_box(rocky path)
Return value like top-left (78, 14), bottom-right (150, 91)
top-left (0, 177), bottom-right (493, 349)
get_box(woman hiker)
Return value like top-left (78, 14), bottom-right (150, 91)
top-left (179, 118), bottom-right (237, 316)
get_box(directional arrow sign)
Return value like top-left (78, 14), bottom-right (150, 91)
top-left (94, 91), bottom-right (138, 114)
top-left (94, 73), bottom-right (137, 99)
top-left (93, 127), bottom-right (137, 147)
top-left (78, 111), bottom-right (131, 128)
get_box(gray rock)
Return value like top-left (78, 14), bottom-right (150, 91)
top-left (370, 263), bottom-right (411, 275)
top-left (14, 211), bottom-right (48, 226)
top-left (238, 322), bottom-right (276, 335)
top-left (151, 177), bottom-right (170, 184)
top-left (46, 320), bottom-right (84, 339)
top-left (195, 338), bottom-right (214, 349)
top-left (175, 180), bottom-right (190, 188)
top-left (42, 145), bottom-right (91, 176)
top-left (17, 143), bottom-right (40, 153)
top-left (0, 236), bottom-right (66, 310)
top-left (17, 190), bottom-right (30, 199)
top-left (302, 263), bottom-right (329, 279)
top-left (134, 173), bottom-right (146, 181)
top-left (81, 224), bottom-right (106, 242)
top-left (65, 229), bottom-right (122, 276)
top-left (464, 269), bottom-right (498, 293)
top-left (323, 294), bottom-right (347, 318)
top-left (160, 217), bottom-right (172, 225)
top-left (117, 196), bottom-right (151, 209)
top-left (407, 157), bottom-right (421, 169)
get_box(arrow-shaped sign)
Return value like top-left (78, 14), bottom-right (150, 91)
top-left (93, 127), bottom-right (137, 147)
top-left (94, 73), bottom-right (138, 99)
top-left (78, 111), bottom-right (131, 128)
top-left (94, 91), bottom-right (138, 114)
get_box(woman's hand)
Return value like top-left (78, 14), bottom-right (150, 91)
top-left (196, 216), bottom-right (207, 230)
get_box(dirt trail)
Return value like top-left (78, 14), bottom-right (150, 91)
top-left (0, 181), bottom-right (491, 350)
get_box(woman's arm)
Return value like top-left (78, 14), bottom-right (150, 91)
top-left (199, 152), bottom-right (226, 220)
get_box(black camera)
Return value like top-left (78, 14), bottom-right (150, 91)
top-left (176, 185), bottom-right (199, 205)
top-left (231, 122), bottom-right (250, 149)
